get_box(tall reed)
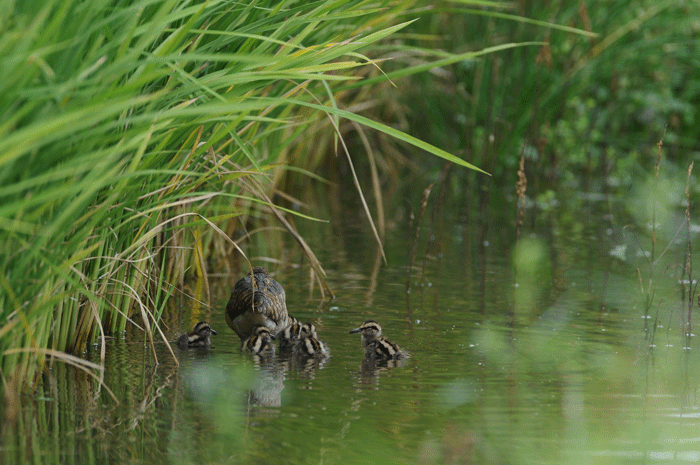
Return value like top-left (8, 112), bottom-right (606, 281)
top-left (1, 0), bottom-right (499, 389)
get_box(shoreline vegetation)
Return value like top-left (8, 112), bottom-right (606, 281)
top-left (0, 0), bottom-right (505, 392)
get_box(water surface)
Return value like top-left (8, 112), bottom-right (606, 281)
top-left (3, 176), bottom-right (699, 464)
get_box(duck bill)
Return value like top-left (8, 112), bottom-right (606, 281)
top-left (349, 327), bottom-right (361, 334)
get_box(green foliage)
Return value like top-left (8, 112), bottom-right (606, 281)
top-left (390, 0), bottom-right (698, 186)
top-left (0, 0), bottom-right (492, 387)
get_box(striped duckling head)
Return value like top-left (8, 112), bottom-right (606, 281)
top-left (280, 320), bottom-right (317, 349)
top-left (297, 335), bottom-right (330, 358)
top-left (177, 321), bottom-right (217, 349)
top-left (350, 320), bottom-right (402, 359)
top-left (242, 325), bottom-right (275, 354)
top-left (349, 320), bottom-right (383, 343)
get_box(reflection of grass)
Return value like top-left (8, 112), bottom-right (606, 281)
top-left (1, 348), bottom-right (255, 465)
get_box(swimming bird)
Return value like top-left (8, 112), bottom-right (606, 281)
top-left (295, 335), bottom-right (330, 358)
top-left (225, 267), bottom-right (295, 340)
top-left (349, 320), bottom-right (403, 359)
top-left (278, 321), bottom-right (318, 351)
top-left (241, 325), bottom-right (276, 355)
top-left (177, 321), bottom-right (217, 349)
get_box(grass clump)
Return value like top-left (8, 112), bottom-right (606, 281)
top-left (0, 0), bottom-right (499, 389)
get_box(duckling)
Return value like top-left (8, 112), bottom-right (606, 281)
top-left (241, 325), bottom-right (276, 355)
top-left (279, 321), bottom-right (318, 351)
top-left (177, 321), bottom-right (217, 349)
top-left (225, 267), bottom-right (295, 340)
top-left (349, 320), bottom-right (403, 359)
top-left (295, 335), bottom-right (330, 358)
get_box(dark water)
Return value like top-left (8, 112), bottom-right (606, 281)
top-left (3, 171), bottom-right (700, 464)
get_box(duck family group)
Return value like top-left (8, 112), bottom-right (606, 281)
top-left (177, 267), bottom-right (404, 362)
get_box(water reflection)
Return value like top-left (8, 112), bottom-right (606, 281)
top-left (278, 352), bottom-right (330, 378)
top-left (355, 356), bottom-right (410, 387)
top-left (245, 355), bottom-right (285, 408)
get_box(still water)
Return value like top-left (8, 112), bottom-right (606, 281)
top-left (3, 174), bottom-right (700, 464)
